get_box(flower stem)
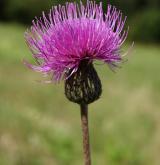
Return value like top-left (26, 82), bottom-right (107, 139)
top-left (80, 104), bottom-right (91, 165)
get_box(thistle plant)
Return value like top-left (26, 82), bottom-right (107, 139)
top-left (24, 1), bottom-right (130, 165)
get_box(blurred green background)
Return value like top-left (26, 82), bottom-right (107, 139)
top-left (0, 0), bottom-right (160, 165)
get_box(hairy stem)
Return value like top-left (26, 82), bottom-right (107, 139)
top-left (80, 104), bottom-right (91, 165)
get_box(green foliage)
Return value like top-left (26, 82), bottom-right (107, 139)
top-left (4, 0), bottom-right (58, 24)
top-left (3, 0), bottom-right (84, 24)
top-left (130, 9), bottom-right (160, 42)
top-left (109, 0), bottom-right (140, 16)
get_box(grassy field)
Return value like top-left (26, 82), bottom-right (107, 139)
top-left (0, 23), bottom-right (160, 165)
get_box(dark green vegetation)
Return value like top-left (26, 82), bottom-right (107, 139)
top-left (0, 0), bottom-right (160, 42)
top-left (0, 23), bottom-right (160, 165)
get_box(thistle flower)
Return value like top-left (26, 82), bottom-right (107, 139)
top-left (24, 1), bottom-right (130, 165)
top-left (24, 0), bottom-right (128, 83)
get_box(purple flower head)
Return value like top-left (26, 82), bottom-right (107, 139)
top-left (25, 0), bottom-right (129, 82)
